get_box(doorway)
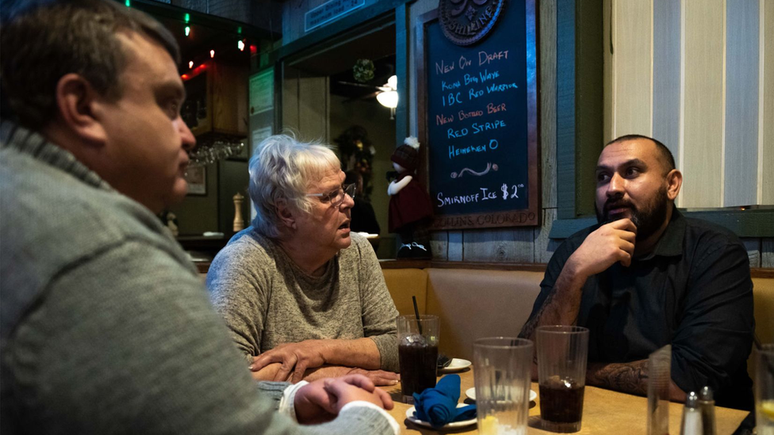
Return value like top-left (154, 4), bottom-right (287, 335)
top-left (281, 18), bottom-right (398, 258)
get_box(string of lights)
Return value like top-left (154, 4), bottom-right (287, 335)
top-left (122, 0), bottom-right (262, 82)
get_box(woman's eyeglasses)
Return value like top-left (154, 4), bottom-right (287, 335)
top-left (306, 183), bottom-right (357, 208)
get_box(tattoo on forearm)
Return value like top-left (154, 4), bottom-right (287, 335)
top-left (519, 287), bottom-right (579, 340)
top-left (519, 290), bottom-right (555, 339)
top-left (587, 360), bottom-right (649, 397)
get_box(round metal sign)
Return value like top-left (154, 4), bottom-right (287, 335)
top-left (438, 0), bottom-right (507, 46)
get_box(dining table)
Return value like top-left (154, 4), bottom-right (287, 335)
top-left (382, 367), bottom-right (750, 434)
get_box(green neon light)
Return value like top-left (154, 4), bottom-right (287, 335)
top-left (184, 13), bottom-right (190, 23)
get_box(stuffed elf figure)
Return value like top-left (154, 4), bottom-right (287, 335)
top-left (388, 137), bottom-right (433, 259)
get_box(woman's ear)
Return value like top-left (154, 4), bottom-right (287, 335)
top-left (275, 199), bottom-right (297, 230)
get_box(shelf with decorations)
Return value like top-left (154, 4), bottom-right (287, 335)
top-left (182, 59), bottom-right (249, 164)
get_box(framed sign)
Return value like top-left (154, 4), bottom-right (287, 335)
top-left (416, 0), bottom-right (539, 230)
top-left (185, 166), bottom-right (207, 196)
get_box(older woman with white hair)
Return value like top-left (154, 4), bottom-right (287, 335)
top-left (207, 135), bottom-right (400, 385)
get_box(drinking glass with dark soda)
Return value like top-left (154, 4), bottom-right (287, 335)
top-left (396, 315), bottom-right (439, 403)
top-left (536, 325), bottom-right (589, 433)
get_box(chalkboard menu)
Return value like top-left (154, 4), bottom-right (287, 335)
top-left (417, 1), bottom-right (538, 230)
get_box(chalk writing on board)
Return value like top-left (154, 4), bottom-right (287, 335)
top-left (426, 6), bottom-right (528, 217)
top-left (450, 162), bottom-right (498, 179)
top-left (436, 184), bottom-right (524, 208)
top-left (501, 183), bottom-right (523, 199)
top-left (420, 2), bottom-right (538, 229)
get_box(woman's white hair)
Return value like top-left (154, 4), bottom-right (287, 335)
top-left (248, 134), bottom-right (341, 238)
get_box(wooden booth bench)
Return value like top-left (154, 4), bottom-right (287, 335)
top-left (381, 261), bottom-right (545, 361)
top-left (380, 260), bottom-right (774, 372)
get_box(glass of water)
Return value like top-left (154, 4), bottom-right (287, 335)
top-left (474, 337), bottom-right (533, 435)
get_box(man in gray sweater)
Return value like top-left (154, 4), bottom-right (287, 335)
top-left (0, 1), bottom-right (398, 433)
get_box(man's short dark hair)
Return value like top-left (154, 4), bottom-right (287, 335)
top-left (0, 0), bottom-right (180, 128)
top-left (606, 134), bottom-right (676, 174)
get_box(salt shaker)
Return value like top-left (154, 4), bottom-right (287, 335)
top-left (680, 391), bottom-right (703, 435)
top-left (698, 386), bottom-right (716, 435)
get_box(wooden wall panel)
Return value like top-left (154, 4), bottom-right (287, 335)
top-left (408, 0), bottom-right (437, 138)
top-left (556, 0), bottom-right (577, 219)
top-left (610, 0), bottom-right (652, 138)
top-left (724, 0), bottom-right (759, 207)
top-left (743, 238), bottom-right (762, 268)
top-left (430, 231), bottom-right (448, 261)
top-left (681, 0), bottom-right (724, 208)
top-left (463, 229), bottom-right (533, 262)
top-left (763, 238), bottom-right (774, 268)
top-left (211, 63), bottom-right (248, 135)
top-left (652, 0), bottom-right (681, 164)
top-left (603, 0), bottom-right (613, 143)
top-left (573, 1), bottom-right (604, 218)
top-left (534, 208), bottom-right (558, 263)
top-left (540, 0), bottom-right (558, 209)
top-left (448, 231), bottom-right (463, 261)
top-left (762, 0), bottom-right (774, 205)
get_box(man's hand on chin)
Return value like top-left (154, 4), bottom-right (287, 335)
top-left (293, 374), bottom-right (394, 425)
top-left (568, 218), bottom-right (637, 276)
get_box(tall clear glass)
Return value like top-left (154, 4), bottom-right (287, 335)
top-left (473, 337), bottom-right (533, 435)
top-left (536, 325), bottom-right (589, 433)
top-left (757, 344), bottom-right (774, 435)
top-left (396, 314), bottom-right (439, 403)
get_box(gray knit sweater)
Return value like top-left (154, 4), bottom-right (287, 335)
top-left (207, 229), bottom-right (400, 372)
top-left (0, 122), bottom-right (395, 435)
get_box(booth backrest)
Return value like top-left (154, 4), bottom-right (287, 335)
top-left (425, 268), bottom-right (543, 361)
top-left (753, 276), bottom-right (774, 345)
top-left (382, 267), bottom-right (774, 371)
top-left (381, 267), bottom-right (544, 361)
top-left (749, 276), bottom-right (774, 381)
top-left (381, 268), bottom-right (428, 317)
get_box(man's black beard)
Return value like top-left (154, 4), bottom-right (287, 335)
top-left (596, 187), bottom-right (669, 241)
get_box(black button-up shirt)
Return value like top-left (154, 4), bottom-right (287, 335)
top-left (528, 208), bottom-right (754, 409)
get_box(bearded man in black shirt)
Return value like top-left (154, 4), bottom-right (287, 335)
top-left (520, 134), bottom-right (754, 410)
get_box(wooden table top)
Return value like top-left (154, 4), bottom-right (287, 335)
top-left (383, 368), bottom-right (749, 434)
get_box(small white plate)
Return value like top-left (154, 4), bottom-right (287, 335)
top-left (438, 358), bottom-right (472, 373)
top-left (465, 387), bottom-right (537, 402)
top-left (405, 404), bottom-right (477, 429)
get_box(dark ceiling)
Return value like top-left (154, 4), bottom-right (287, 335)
top-left (162, 16), bottom-right (253, 69)
top-left (128, 0), bottom-right (264, 71)
top-left (132, 0), bottom-right (396, 100)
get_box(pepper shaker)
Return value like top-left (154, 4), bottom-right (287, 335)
top-left (698, 386), bottom-right (716, 435)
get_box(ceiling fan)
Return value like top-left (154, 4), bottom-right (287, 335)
top-left (334, 80), bottom-right (384, 100)
top-left (336, 75), bottom-right (398, 118)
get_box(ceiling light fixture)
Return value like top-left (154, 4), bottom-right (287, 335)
top-left (376, 75), bottom-right (398, 119)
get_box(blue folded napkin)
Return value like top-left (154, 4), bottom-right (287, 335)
top-left (412, 374), bottom-right (477, 427)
